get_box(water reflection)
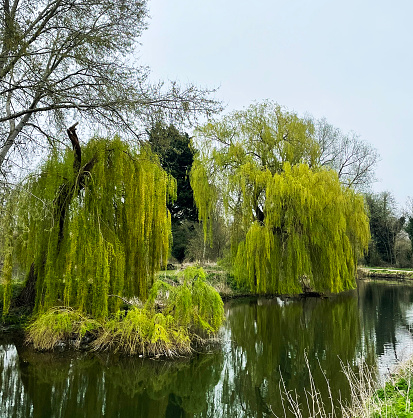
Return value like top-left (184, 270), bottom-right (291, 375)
top-left (1, 281), bottom-right (413, 417)
top-left (211, 291), bottom-right (371, 417)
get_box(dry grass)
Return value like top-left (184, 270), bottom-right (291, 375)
top-left (274, 353), bottom-right (337, 418)
top-left (273, 354), bottom-right (413, 418)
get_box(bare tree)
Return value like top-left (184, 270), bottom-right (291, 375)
top-left (313, 118), bottom-right (379, 190)
top-left (0, 0), bottom-right (222, 175)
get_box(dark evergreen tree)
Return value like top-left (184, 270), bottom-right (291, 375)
top-left (148, 123), bottom-right (198, 262)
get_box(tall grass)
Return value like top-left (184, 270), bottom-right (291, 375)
top-left (273, 354), bottom-right (413, 418)
top-left (92, 309), bottom-right (192, 357)
top-left (26, 307), bottom-right (100, 350)
top-left (274, 354), bottom-right (337, 418)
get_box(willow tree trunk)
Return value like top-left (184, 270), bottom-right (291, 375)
top-left (12, 124), bottom-right (95, 312)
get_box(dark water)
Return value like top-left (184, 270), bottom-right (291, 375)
top-left (2, 281), bottom-right (413, 417)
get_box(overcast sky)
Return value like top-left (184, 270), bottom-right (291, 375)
top-left (139, 0), bottom-right (413, 208)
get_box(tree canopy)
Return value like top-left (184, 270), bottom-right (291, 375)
top-left (2, 127), bottom-right (175, 317)
top-left (191, 102), bottom-right (370, 294)
top-left (148, 123), bottom-right (198, 262)
top-left (313, 117), bottom-right (378, 190)
top-left (365, 192), bottom-right (405, 265)
top-left (0, 0), bottom-right (221, 176)
top-left (148, 123), bottom-right (198, 224)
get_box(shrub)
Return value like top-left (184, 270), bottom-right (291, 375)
top-left (26, 307), bottom-right (100, 350)
top-left (92, 309), bottom-right (191, 357)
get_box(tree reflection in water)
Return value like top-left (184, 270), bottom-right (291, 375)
top-left (1, 282), bottom-right (413, 417)
top-left (0, 338), bottom-right (224, 417)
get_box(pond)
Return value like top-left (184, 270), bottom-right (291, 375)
top-left (1, 281), bottom-right (413, 417)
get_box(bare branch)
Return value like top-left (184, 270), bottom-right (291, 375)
top-left (0, 0), bottom-right (222, 177)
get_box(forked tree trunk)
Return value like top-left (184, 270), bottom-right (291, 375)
top-left (11, 124), bottom-right (96, 312)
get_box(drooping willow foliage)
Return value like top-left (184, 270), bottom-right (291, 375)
top-left (26, 267), bottom-right (224, 356)
top-left (191, 102), bottom-right (370, 294)
top-left (2, 134), bottom-right (176, 317)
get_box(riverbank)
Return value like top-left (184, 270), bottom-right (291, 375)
top-left (159, 263), bottom-right (330, 302)
top-left (340, 356), bottom-right (413, 417)
top-left (358, 266), bottom-right (413, 281)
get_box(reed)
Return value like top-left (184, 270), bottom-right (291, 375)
top-left (274, 354), bottom-right (413, 418)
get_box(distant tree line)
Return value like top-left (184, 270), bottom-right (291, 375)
top-left (363, 192), bottom-right (413, 268)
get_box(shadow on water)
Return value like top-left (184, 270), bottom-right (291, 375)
top-left (2, 281), bottom-right (413, 417)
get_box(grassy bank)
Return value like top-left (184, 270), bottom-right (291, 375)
top-left (277, 354), bottom-right (413, 417)
top-left (156, 263), bottom-right (249, 300)
top-left (358, 267), bottom-right (413, 281)
top-left (342, 357), bottom-right (413, 418)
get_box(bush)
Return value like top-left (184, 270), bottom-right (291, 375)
top-left (92, 309), bottom-right (191, 356)
top-left (26, 307), bottom-right (100, 350)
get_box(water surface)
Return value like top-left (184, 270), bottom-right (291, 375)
top-left (2, 281), bottom-right (413, 417)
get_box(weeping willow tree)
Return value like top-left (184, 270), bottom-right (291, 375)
top-left (191, 102), bottom-right (370, 294)
top-left (2, 125), bottom-right (175, 318)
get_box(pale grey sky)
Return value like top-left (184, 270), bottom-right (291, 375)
top-left (139, 0), bottom-right (413, 207)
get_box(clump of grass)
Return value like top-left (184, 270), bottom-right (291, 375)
top-left (342, 358), bottom-right (413, 418)
top-left (339, 360), bottom-right (381, 417)
top-left (26, 307), bottom-right (100, 350)
top-left (92, 309), bottom-right (192, 356)
top-left (274, 353), bottom-right (413, 418)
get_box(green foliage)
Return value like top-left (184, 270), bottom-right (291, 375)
top-left (148, 123), bottom-right (198, 224)
top-left (1, 246), bottom-right (13, 317)
top-left (0, 193), bottom-right (15, 316)
top-left (191, 102), bottom-right (370, 294)
top-left (26, 307), bottom-right (100, 350)
top-left (373, 377), bottom-right (413, 417)
top-left (26, 267), bottom-right (224, 356)
top-left (365, 192), bottom-right (404, 265)
top-left (148, 123), bottom-right (199, 262)
top-left (3, 137), bottom-right (175, 317)
top-left (147, 266), bottom-right (225, 336)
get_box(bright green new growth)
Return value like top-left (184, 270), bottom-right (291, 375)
top-left (147, 266), bottom-right (225, 335)
top-left (26, 307), bottom-right (100, 350)
top-left (2, 136), bottom-right (175, 317)
top-left (95, 266), bottom-right (224, 356)
top-left (1, 196), bottom-right (15, 317)
top-left (27, 267), bottom-right (224, 356)
top-left (191, 102), bottom-right (370, 294)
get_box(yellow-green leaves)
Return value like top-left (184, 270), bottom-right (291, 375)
top-left (191, 102), bottom-right (370, 294)
top-left (5, 137), bottom-right (176, 317)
